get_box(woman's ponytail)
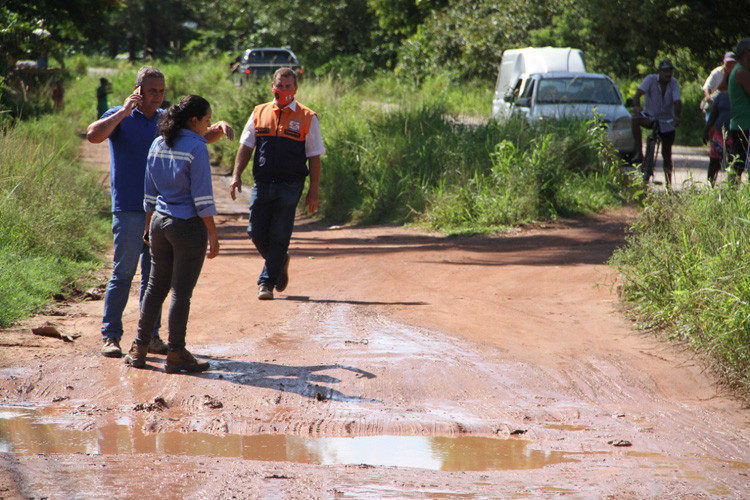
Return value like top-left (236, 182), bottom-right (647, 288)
top-left (159, 95), bottom-right (210, 147)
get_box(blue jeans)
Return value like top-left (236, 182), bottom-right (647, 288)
top-left (247, 181), bottom-right (304, 287)
top-left (136, 213), bottom-right (207, 351)
top-left (101, 211), bottom-right (161, 340)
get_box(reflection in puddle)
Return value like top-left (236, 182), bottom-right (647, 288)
top-left (543, 424), bottom-right (589, 431)
top-left (0, 406), bottom-right (575, 471)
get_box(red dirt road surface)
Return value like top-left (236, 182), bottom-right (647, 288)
top-left (0, 141), bottom-right (748, 499)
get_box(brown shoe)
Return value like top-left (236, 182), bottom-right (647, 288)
top-left (148, 336), bottom-right (169, 355)
top-left (101, 337), bottom-right (122, 358)
top-left (165, 348), bottom-right (209, 374)
top-left (124, 342), bottom-right (148, 368)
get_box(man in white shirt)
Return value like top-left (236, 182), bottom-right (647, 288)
top-left (701, 52), bottom-right (736, 120)
top-left (230, 68), bottom-right (324, 300)
top-left (631, 59), bottom-right (682, 187)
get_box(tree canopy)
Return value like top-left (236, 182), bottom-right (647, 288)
top-left (1, 0), bottom-right (747, 82)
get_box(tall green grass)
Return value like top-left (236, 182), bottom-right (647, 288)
top-left (319, 98), bottom-right (636, 229)
top-left (610, 186), bottom-right (750, 397)
top-left (0, 114), bottom-right (110, 327)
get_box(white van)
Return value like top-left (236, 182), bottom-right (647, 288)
top-left (491, 47), bottom-right (634, 156)
top-left (492, 47), bottom-right (586, 119)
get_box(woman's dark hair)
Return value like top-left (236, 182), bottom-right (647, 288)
top-left (159, 94), bottom-right (210, 147)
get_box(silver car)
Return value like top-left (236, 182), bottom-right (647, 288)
top-left (493, 72), bottom-right (634, 156)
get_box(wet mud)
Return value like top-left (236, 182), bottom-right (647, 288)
top-left (0, 141), bottom-right (748, 499)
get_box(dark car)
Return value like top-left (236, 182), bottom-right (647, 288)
top-left (232, 48), bottom-right (303, 84)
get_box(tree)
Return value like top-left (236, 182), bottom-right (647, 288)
top-left (530, 0), bottom-right (750, 80)
top-left (395, 0), bottom-right (557, 82)
top-left (1, 0), bottom-right (119, 68)
top-left (367, 0), bottom-right (447, 36)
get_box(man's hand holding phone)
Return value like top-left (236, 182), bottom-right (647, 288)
top-left (124, 85), bottom-right (143, 112)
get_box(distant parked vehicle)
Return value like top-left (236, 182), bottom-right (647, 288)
top-left (491, 47), bottom-right (634, 157)
top-left (232, 48), bottom-right (303, 84)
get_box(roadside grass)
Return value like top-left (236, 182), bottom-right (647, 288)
top-left (609, 185), bottom-right (750, 399)
top-left (319, 96), bottom-right (636, 229)
top-left (0, 113), bottom-right (110, 327)
top-left (420, 117), bottom-right (634, 232)
top-left (358, 71), bottom-right (491, 117)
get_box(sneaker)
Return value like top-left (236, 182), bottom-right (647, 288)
top-left (258, 283), bottom-right (274, 300)
top-left (101, 337), bottom-right (122, 358)
top-left (148, 336), bottom-right (169, 355)
top-left (276, 254), bottom-right (290, 292)
top-left (124, 342), bottom-right (148, 368)
top-left (165, 348), bottom-right (210, 374)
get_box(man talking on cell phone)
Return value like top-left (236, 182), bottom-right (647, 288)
top-left (86, 66), bottom-right (233, 358)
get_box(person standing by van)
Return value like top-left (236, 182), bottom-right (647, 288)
top-left (631, 59), bottom-right (682, 186)
top-left (703, 74), bottom-right (733, 186)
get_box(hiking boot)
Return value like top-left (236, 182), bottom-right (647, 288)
top-left (148, 336), bottom-right (169, 355)
top-left (258, 283), bottom-right (274, 300)
top-left (100, 337), bottom-right (122, 358)
top-left (275, 254), bottom-right (290, 292)
top-left (124, 342), bottom-right (148, 369)
top-left (165, 348), bottom-right (210, 374)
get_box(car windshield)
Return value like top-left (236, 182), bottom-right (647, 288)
top-left (243, 50), bottom-right (296, 65)
top-left (536, 78), bottom-right (621, 105)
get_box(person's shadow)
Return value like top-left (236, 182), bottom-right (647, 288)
top-left (197, 356), bottom-right (381, 404)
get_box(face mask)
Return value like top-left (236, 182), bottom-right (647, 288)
top-left (274, 88), bottom-right (295, 107)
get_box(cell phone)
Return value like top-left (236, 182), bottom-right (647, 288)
top-left (135, 85), bottom-right (142, 96)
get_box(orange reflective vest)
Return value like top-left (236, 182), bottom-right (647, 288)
top-left (252, 101), bottom-right (316, 183)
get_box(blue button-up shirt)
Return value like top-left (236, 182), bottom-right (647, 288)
top-left (102, 106), bottom-right (166, 212)
top-left (144, 129), bottom-right (217, 219)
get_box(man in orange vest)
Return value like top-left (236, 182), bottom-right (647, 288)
top-left (230, 68), bottom-right (324, 300)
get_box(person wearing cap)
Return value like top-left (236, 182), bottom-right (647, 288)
top-left (631, 59), bottom-right (682, 187)
top-left (728, 38), bottom-right (750, 180)
top-left (701, 53), bottom-right (736, 121)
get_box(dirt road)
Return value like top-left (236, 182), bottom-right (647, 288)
top-left (0, 140), bottom-right (748, 499)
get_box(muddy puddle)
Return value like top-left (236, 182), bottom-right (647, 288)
top-left (0, 405), bottom-right (576, 471)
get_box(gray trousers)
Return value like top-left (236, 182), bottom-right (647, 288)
top-left (136, 212), bottom-right (207, 350)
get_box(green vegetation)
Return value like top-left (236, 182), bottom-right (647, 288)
top-left (610, 187), bottom-right (750, 398)
top-left (318, 102), bottom-right (634, 228)
top-left (0, 111), bottom-right (110, 327)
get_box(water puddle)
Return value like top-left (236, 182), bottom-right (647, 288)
top-left (0, 406), bottom-right (576, 471)
top-left (543, 423), bottom-right (589, 431)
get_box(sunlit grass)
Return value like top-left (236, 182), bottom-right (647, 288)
top-left (610, 185), bottom-right (750, 398)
